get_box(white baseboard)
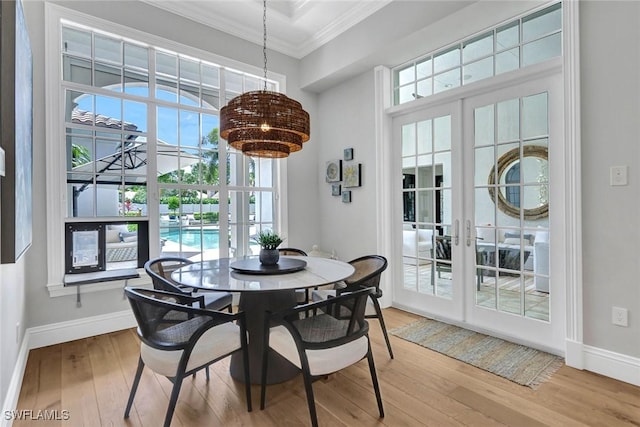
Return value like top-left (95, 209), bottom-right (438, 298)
top-left (2, 310), bottom-right (136, 427)
top-left (582, 344), bottom-right (640, 386)
top-left (1, 337), bottom-right (30, 427)
top-left (564, 338), bottom-right (584, 369)
top-left (27, 309), bottom-right (136, 350)
top-left (565, 339), bottom-right (639, 386)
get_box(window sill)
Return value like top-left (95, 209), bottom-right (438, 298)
top-left (47, 268), bottom-right (150, 298)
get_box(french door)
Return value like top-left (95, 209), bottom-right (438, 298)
top-left (393, 73), bottom-right (564, 352)
top-left (395, 101), bottom-right (464, 321)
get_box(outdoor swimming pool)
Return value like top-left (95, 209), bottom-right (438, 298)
top-left (161, 228), bottom-right (220, 250)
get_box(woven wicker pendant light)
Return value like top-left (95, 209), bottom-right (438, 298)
top-left (220, 0), bottom-right (310, 158)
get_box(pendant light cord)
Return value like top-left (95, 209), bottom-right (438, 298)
top-left (263, 0), bottom-right (268, 91)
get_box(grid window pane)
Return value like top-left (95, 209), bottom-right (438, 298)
top-left (156, 52), bottom-right (177, 77)
top-left (463, 57), bottom-right (493, 85)
top-left (416, 78), bottom-right (432, 98)
top-left (62, 27), bottom-right (92, 57)
top-left (434, 47), bottom-right (460, 73)
top-left (124, 43), bottom-right (148, 70)
top-left (124, 70), bottom-right (149, 97)
top-left (398, 85), bottom-right (415, 104)
top-left (463, 32), bottom-right (493, 63)
top-left (95, 63), bottom-right (122, 91)
top-left (497, 21), bottom-right (519, 50)
top-left (522, 92), bottom-right (548, 139)
top-left (522, 33), bottom-right (561, 67)
top-left (391, 4), bottom-right (561, 106)
top-left (95, 35), bottom-right (121, 64)
top-left (396, 65), bottom-right (415, 86)
top-left (416, 58), bottom-right (432, 78)
top-left (202, 64), bottom-right (220, 88)
top-left (63, 56), bottom-right (92, 85)
top-left (497, 99), bottom-right (520, 143)
top-left (496, 48), bottom-right (520, 75)
top-left (523, 4), bottom-right (562, 43)
top-left (434, 68), bottom-right (460, 93)
top-left (402, 123), bottom-right (416, 157)
top-left (180, 58), bottom-right (200, 83)
top-left (474, 104), bottom-right (494, 147)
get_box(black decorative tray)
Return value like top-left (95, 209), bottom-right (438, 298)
top-left (229, 258), bottom-right (307, 275)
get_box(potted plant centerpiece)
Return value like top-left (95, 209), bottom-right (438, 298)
top-left (256, 230), bottom-right (283, 265)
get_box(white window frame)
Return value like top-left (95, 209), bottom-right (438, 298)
top-left (392, 2), bottom-right (562, 106)
top-left (45, 4), bottom-right (289, 296)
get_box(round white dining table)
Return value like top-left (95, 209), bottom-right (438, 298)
top-left (171, 256), bottom-right (355, 384)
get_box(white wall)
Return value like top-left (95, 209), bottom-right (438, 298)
top-left (316, 71), bottom-right (378, 261)
top-left (580, 1), bottom-right (640, 358)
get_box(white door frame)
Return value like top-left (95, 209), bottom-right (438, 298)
top-left (374, 2), bottom-right (581, 360)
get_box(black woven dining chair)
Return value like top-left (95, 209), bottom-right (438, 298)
top-left (145, 256), bottom-right (233, 312)
top-left (311, 255), bottom-right (393, 358)
top-left (124, 287), bottom-right (251, 427)
top-left (260, 287), bottom-right (383, 427)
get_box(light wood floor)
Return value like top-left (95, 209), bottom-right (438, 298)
top-left (15, 308), bottom-right (640, 426)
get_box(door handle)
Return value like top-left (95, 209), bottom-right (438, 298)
top-left (454, 220), bottom-right (459, 245)
top-left (466, 220), bottom-right (471, 247)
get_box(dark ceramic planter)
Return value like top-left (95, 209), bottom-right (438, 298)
top-left (259, 248), bottom-right (279, 265)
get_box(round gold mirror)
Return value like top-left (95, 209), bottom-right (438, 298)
top-left (488, 145), bottom-right (548, 220)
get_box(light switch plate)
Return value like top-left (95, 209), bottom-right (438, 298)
top-left (610, 165), bottom-right (628, 186)
top-left (0, 147), bottom-right (4, 177)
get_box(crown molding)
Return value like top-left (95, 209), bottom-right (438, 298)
top-left (140, 0), bottom-right (391, 59)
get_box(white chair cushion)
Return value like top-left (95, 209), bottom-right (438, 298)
top-left (268, 325), bottom-right (369, 376)
top-left (141, 322), bottom-right (241, 377)
top-left (312, 289), bottom-right (376, 316)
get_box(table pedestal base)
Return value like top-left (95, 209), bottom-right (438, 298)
top-left (230, 290), bottom-right (299, 384)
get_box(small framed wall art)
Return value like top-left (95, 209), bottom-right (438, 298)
top-left (325, 159), bottom-right (342, 182)
top-left (343, 162), bottom-right (361, 188)
top-left (331, 184), bottom-right (341, 196)
top-left (343, 147), bottom-right (354, 161)
top-left (342, 190), bottom-right (351, 203)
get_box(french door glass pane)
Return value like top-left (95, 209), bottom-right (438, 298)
top-left (474, 104), bottom-right (494, 146)
top-left (473, 94), bottom-right (549, 321)
top-left (401, 114), bottom-right (453, 300)
top-left (497, 99), bottom-right (519, 142)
